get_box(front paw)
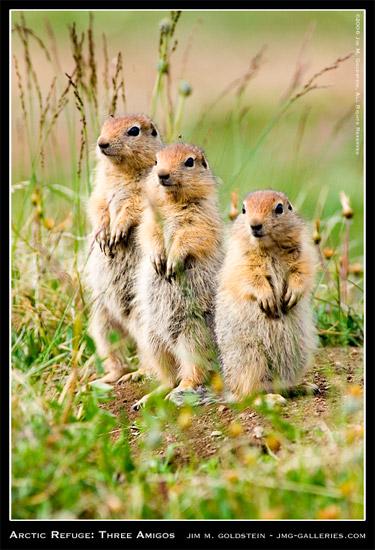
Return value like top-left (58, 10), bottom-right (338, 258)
top-left (165, 254), bottom-right (184, 281)
top-left (283, 286), bottom-right (302, 311)
top-left (108, 223), bottom-right (131, 250)
top-left (150, 250), bottom-right (166, 276)
top-left (257, 292), bottom-right (280, 318)
top-left (95, 227), bottom-right (111, 256)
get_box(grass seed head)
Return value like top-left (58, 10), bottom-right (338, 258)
top-left (313, 218), bottom-right (321, 244)
top-left (317, 505), bottom-right (341, 519)
top-left (228, 421), bottom-right (244, 438)
top-left (211, 372), bottom-right (224, 393)
top-left (323, 247), bottom-right (335, 259)
top-left (340, 191), bottom-right (354, 219)
top-left (178, 408), bottom-right (192, 430)
top-left (179, 80), bottom-right (192, 97)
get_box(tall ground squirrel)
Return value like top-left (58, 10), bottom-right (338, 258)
top-left (215, 189), bottom-right (317, 400)
top-left (131, 143), bottom-right (223, 408)
top-left (86, 114), bottom-right (163, 383)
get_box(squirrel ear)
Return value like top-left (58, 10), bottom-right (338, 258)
top-left (150, 124), bottom-right (158, 137)
top-left (202, 155), bottom-right (208, 169)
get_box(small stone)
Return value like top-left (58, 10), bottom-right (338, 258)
top-left (253, 426), bottom-right (264, 439)
top-left (211, 430), bottom-right (223, 438)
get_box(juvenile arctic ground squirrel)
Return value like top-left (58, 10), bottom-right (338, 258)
top-left (131, 142), bottom-right (223, 408)
top-left (215, 189), bottom-right (318, 401)
top-left (86, 114), bottom-right (163, 383)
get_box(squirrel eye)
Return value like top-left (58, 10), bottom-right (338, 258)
top-left (154, 158), bottom-right (158, 165)
top-left (151, 126), bottom-right (158, 137)
top-left (184, 157), bottom-right (194, 167)
top-left (242, 204), bottom-right (246, 214)
top-left (275, 203), bottom-right (283, 214)
top-left (127, 126), bottom-right (140, 136)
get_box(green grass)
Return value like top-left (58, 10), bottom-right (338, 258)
top-left (11, 10), bottom-right (364, 519)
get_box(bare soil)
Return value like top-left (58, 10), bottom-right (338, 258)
top-left (100, 346), bottom-right (364, 466)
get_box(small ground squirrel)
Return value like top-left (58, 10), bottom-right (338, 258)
top-left (215, 189), bottom-right (318, 400)
top-left (131, 142), bottom-right (223, 408)
top-left (86, 114), bottom-right (163, 383)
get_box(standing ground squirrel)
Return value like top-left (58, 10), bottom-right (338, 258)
top-left (215, 189), bottom-right (318, 400)
top-left (131, 143), bottom-right (223, 408)
top-left (86, 114), bottom-right (163, 383)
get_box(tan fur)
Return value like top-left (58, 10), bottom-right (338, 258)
top-left (215, 189), bottom-right (317, 399)
top-left (134, 143), bottom-right (223, 404)
top-left (85, 114), bottom-right (163, 383)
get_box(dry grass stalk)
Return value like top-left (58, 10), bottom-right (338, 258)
top-left (225, 49), bottom-right (355, 192)
top-left (44, 17), bottom-right (61, 71)
top-left (150, 11), bottom-right (182, 126)
top-left (109, 52), bottom-right (125, 115)
top-left (102, 33), bottom-right (110, 95)
top-left (69, 23), bottom-right (86, 94)
top-left (13, 20), bottom-right (52, 63)
top-left (209, 45), bottom-right (267, 113)
top-left (36, 73), bottom-right (75, 165)
top-left (88, 12), bottom-right (98, 117)
top-left (65, 72), bottom-right (87, 180)
top-left (290, 52), bottom-right (354, 104)
top-left (16, 14), bottom-right (32, 91)
top-left (38, 77), bottom-right (57, 169)
top-left (236, 45), bottom-right (267, 100)
top-left (13, 55), bottom-right (28, 130)
top-left (13, 23), bottom-right (45, 123)
top-left (179, 17), bottom-right (202, 79)
top-left (281, 21), bottom-right (317, 102)
top-left (293, 105), bottom-right (311, 156)
top-left (339, 191), bottom-right (354, 303)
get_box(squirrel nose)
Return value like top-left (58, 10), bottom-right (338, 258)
top-left (251, 224), bottom-right (263, 232)
top-left (97, 138), bottom-right (110, 149)
top-left (158, 171), bottom-right (170, 181)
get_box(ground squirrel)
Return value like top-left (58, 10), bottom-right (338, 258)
top-left (215, 189), bottom-right (318, 400)
top-left (131, 142), bottom-right (223, 408)
top-left (86, 114), bottom-right (163, 383)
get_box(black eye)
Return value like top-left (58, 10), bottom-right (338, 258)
top-left (242, 204), bottom-right (246, 214)
top-left (127, 126), bottom-right (140, 136)
top-left (151, 127), bottom-right (158, 137)
top-left (155, 158), bottom-right (158, 165)
top-left (275, 203), bottom-right (283, 214)
top-left (288, 203), bottom-right (293, 211)
top-left (184, 157), bottom-right (194, 167)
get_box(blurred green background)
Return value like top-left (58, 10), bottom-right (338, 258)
top-left (11, 9), bottom-right (364, 256)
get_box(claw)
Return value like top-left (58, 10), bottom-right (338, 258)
top-left (165, 257), bottom-right (180, 281)
top-left (254, 393), bottom-right (287, 408)
top-left (283, 287), bottom-right (302, 312)
top-left (151, 252), bottom-right (166, 276)
top-left (258, 294), bottom-right (279, 318)
top-left (117, 369), bottom-right (146, 384)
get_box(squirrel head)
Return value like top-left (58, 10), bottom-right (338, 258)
top-left (97, 114), bottom-right (163, 170)
top-left (240, 189), bottom-right (303, 247)
top-left (147, 142), bottom-right (216, 203)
